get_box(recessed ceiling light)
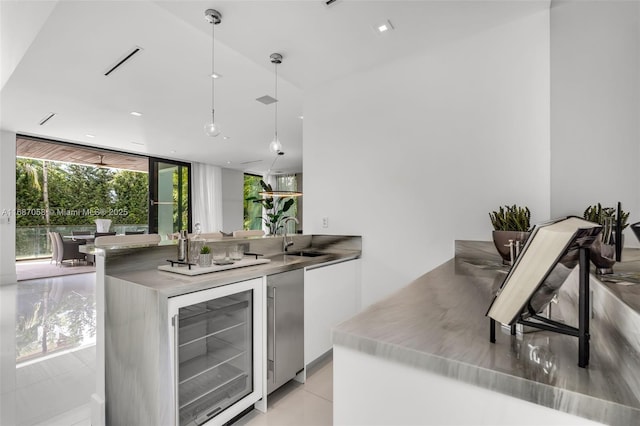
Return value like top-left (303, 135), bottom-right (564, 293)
top-left (130, 111), bottom-right (143, 117)
top-left (211, 73), bottom-right (222, 79)
top-left (226, 161), bottom-right (232, 164)
top-left (298, 115), bottom-right (304, 120)
top-left (223, 136), bottom-right (230, 140)
top-left (374, 19), bottom-right (394, 34)
top-left (85, 134), bottom-right (95, 138)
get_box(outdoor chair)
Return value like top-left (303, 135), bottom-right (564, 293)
top-left (50, 231), bottom-right (86, 266)
top-left (48, 231), bottom-right (58, 264)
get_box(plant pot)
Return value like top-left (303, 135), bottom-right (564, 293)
top-left (95, 219), bottom-right (111, 232)
top-left (590, 230), bottom-right (625, 274)
top-left (198, 253), bottom-right (212, 267)
top-left (492, 230), bottom-right (531, 265)
top-left (589, 238), bottom-right (616, 274)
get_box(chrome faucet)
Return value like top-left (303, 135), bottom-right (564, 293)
top-left (281, 216), bottom-right (299, 251)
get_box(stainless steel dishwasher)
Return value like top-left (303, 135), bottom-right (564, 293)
top-left (267, 269), bottom-right (304, 394)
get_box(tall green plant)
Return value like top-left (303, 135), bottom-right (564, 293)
top-left (583, 203), bottom-right (629, 245)
top-left (489, 204), bottom-right (531, 232)
top-left (583, 203), bottom-right (629, 229)
top-left (246, 180), bottom-right (294, 234)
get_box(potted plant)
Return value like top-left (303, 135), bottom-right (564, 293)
top-left (246, 180), bottom-right (295, 235)
top-left (489, 204), bottom-right (532, 264)
top-left (199, 245), bottom-right (212, 267)
top-left (583, 203), bottom-right (629, 274)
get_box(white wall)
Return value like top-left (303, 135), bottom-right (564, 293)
top-left (550, 1), bottom-right (640, 244)
top-left (0, 130), bottom-right (17, 285)
top-left (221, 168), bottom-right (244, 233)
top-left (304, 10), bottom-right (551, 307)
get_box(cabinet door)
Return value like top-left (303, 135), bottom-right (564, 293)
top-left (267, 269), bottom-right (304, 393)
top-left (304, 259), bottom-right (361, 366)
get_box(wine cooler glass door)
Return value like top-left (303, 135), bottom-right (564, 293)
top-left (169, 278), bottom-right (264, 426)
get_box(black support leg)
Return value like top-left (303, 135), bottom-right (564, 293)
top-left (490, 318), bottom-right (496, 343)
top-left (578, 246), bottom-right (590, 368)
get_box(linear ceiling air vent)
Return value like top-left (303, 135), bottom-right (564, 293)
top-left (256, 95), bottom-right (277, 105)
top-left (39, 112), bottom-right (56, 126)
top-left (104, 46), bottom-right (143, 76)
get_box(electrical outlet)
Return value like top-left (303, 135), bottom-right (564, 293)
top-left (322, 217), bottom-right (329, 228)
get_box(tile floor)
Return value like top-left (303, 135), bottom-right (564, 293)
top-left (1, 272), bottom-right (96, 426)
top-left (19, 346), bottom-right (95, 426)
top-left (236, 357), bottom-right (334, 426)
top-left (32, 357), bottom-right (334, 426)
top-left (4, 268), bottom-right (334, 426)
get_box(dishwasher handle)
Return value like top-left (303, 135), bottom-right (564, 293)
top-left (267, 287), bottom-right (276, 384)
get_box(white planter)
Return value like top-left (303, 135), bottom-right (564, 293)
top-left (199, 253), bottom-right (212, 267)
top-left (95, 219), bottom-right (112, 232)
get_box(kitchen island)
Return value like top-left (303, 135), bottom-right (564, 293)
top-left (332, 241), bottom-right (640, 426)
top-left (91, 234), bottom-right (361, 426)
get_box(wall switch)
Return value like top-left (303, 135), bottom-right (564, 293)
top-left (322, 217), bottom-right (329, 228)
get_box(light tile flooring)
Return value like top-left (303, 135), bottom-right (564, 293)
top-left (34, 358), bottom-right (334, 426)
top-left (236, 358), bottom-right (334, 426)
top-left (2, 271), bottom-right (96, 426)
top-left (5, 269), bottom-right (334, 426)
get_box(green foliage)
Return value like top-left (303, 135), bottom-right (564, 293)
top-left (15, 159), bottom-right (148, 227)
top-left (489, 204), bottom-right (531, 232)
top-left (583, 203), bottom-right (630, 245)
top-left (583, 203), bottom-right (629, 230)
top-left (243, 175), bottom-right (263, 230)
top-left (200, 245), bottom-right (211, 254)
top-left (246, 179), bottom-right (295, 234)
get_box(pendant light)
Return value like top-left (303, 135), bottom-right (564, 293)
top-left (259, 152), bottom-right (303, 197)
top-left (269, 53), bottom-right (283, 153)
top-left (204, 9), bottom-right (222, 137)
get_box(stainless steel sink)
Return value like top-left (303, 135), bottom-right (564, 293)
top-left (284, 251), bottom-right (326, 257)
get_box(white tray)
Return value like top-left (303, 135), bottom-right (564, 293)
top-left (158, 257), bottom-right (271, 276)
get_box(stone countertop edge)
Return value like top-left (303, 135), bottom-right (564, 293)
top-left (332, 330), bottom-right (639, 425)
top-left (101, 242), bottom-right (361, 298)
top-left (332, 240), bottom-right (640, 426)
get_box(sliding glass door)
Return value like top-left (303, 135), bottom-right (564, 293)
top-left (149, 158), bottom-right (192, 237)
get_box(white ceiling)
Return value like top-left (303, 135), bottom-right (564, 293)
top-left (0, 0), bottom-right (549, 175)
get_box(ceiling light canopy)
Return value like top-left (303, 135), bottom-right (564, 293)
top-left (269, 53), bottom-right (283, 153)
top-left (204, 9), bottom-right (222, 137)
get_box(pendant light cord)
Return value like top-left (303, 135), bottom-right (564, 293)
top-left (211, 17), bottom-right (215, 123)
top-left (274, 61), bottom-right (278, 140)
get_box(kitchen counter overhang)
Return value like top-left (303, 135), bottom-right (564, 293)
top-left (332, 240), bottom-right (640, 425)
top-left (99, 234), bottom-right (361, 298)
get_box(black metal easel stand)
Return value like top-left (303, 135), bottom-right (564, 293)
top-left (490, 247), bottom-right (591, 368)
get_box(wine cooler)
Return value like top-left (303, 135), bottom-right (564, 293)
top-left (169, 278), bottom-right (264, 426)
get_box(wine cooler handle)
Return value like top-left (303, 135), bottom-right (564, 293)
top-left (173, 314), bottom-right (179, 425)
top-left (271, 287), bottom-right (277, 384)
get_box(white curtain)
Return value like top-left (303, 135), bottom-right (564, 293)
top-left (192, 162), bottom-right (223, 233)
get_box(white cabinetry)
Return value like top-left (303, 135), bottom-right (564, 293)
top-left (304, 259), bottom-right (361, 366)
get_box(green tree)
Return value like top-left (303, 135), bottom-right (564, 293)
top-left (112, 170), bottom-right (148, 224)
top-left (244, 174), bottom-right (263, 230)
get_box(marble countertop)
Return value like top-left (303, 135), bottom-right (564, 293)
top-left (333, 240), bottom-right (640, 425)
top-left (102, 242), bottom-right (361, 298)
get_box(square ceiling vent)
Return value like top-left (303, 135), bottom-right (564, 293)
top-left (256, 95), bottom-right (278, 105)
